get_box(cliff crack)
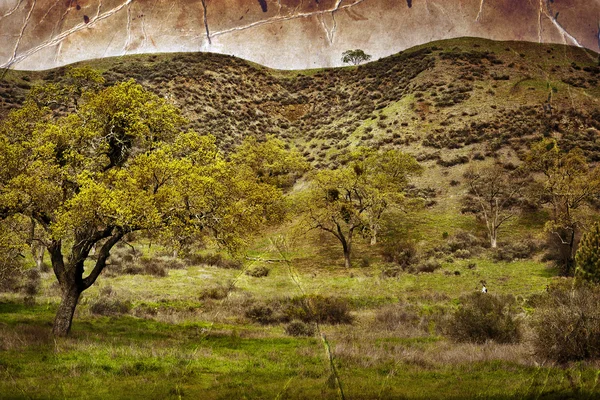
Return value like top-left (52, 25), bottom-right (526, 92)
top-left (39, 0), bottom-right (62, 25)
top-left (1, 0), bottom-right (133, 69)
top-left (475, 0), bottom-right (484, 22)
top-left (211, 0), bottom-right (365, 40)
top-left (1, 0), bottom-right (24, 19)
top-left (201, 0), bottom-right (211, 45)
top-left (541, 0), bottom-right (582, 47)
top-left (8, 0), bottom-right (36, 68)
top-left (125, 1), bottom-right (132, 51)
top-left (537, 0), bottom-right (542, 43)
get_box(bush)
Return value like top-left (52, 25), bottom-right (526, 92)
top-left (89, 297), bottom-right (132, 316)
top-left (245, 304), bottom-right (276, 325)
top-left (575, 222), bottom-right (600, 283)
top-left (199, 283), bottom-right (232, 300)
top-left (447, 231), bottom-right (486, 252)
top-left (138, 258), bottom-right (167, 277)
top-left (381, 240), bottom-right (417, 268)
top-left (245, 266), bottom-right (270, 278)
top-left (532, 283), bottom-right (600, 362)
top-left (446, 292), bottom-right (522, 344)
top-left (453, 249), bottom-right (471, 259)
top-left (284, 295), bottom-right (353, 325)
top-left (492, 240), bottom-right (539, 262)
top-left (374, 303), bottom-right (420, 331)
top-left (380, 266), bottom-right (403, 278)
top-left (22, 268), bottom-right (41, 296)
top-left (416, 258), bottom-right (441, 273)
top-left (284, 320), bottom-right (316, 337)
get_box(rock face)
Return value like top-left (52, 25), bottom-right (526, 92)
top-left (1, 0), bottom-right (599, 71)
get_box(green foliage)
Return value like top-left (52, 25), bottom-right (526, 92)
top-left (0, 217), bottom-right (27, 290)
top-left (525, 139), bottom-right (600, 275)
top-left (0, 74), bottom-right (290, 335)
top-left (341, 49), bottom-right (372, 65)
top-left (446, 293), bottom-right (522, 344)
top-left (533, 282), bottom-right (600, 362)
top-left (230, 135), bottom-right (309, 190)
top-left (575, 222), bottom-right (600, 283)
top-left (298, 147), bottom-right (422, 267)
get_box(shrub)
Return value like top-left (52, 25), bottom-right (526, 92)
top-left (381, 240), bottom-right (417, 268)
top-left (416, 258), bottom-right (441, 273)
top-left (284, 321), bottom-right (316, 337)
top-left (89, 297), bottom-right (132, 316)
top-left (22, 268), bottom-right (41, 296)
top-left (199, 283), bottom-right (232, 300)
top-left (380, 266), bottom-right (403, 278)
top-left (447, 231), bottom-right (486, 252)
top-left (139, 258), bottom-right (167, 277)
top-left (532, 283), bottom-right (600, 362)
top-left (575, 222), bottom-right (600, 283)
top-left (492, 240), bottom-right (539, 262)
top-left (245, 266), bottom-right (270, 278)
top-left (453, 249), bottom-right (471, 259)
top-left (245, 304), bottom-right (276, 325)
top-left (446, 292), bottom-right (522, 344)
top-left (374, 303), bottom-right (420, 331)
top-left (283, 295), bottom-right (353, 325)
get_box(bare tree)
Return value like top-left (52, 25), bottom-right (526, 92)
top-left (462, 165), bottom-right (527, 248)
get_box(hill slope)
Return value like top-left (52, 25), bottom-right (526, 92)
top-left (2, 37), bottom-right (599, 167)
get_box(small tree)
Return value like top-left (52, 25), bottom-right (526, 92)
top-left (298, 148), bottom-right (421, 268)
top-left (462, 165), bottom-right (527, 248)
top-left (575, 222), bottom-right (600, 283)
top-left (230, 135), bottom-right (309, 190)
top-left (341, 49), bottom-right (372, 66)
top-left (525, 139), bottom-right (600, 275)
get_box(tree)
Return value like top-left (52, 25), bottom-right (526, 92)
top-left (0, 217), bottom-right (27, 289)
top-left (298, 148), bottom-right (421, 268)
top-left (525, 139), bottom-right (600, 275)
top-left (230, 135), bottom-right (309, 190)
top-left (462, 165), bottom-right (527, 248)
top-left (575, 222), bottom-right (600, 283)
top-left (0, 79), bottom-right (284, 336)
top-left (341, 49), bottom-right (372, 66)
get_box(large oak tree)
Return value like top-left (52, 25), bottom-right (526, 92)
top-left (0, 78), bottom-right (285, 336)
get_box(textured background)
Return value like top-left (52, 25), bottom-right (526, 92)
top-left (1, 0), bottom-right (599, 70)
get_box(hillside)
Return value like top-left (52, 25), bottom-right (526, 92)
top-left (2, 37), bottom-right (600, 166)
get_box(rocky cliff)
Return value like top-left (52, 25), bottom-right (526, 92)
top-left (1, 0), bottom-right (599, 70)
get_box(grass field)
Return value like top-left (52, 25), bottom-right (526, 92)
top-left (2, 223), bottom-right (600, 399)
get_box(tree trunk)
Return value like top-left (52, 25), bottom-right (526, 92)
top-left (370, 225), bottom-right (378, 246)
top-left (34, 245), bottom-right (45, 269)
top-left (343, 249), bottom-right (352, 269)
top-left (342, 237), bottom-right (352, 268)
top-left (52, 285), bottom-right (81, 337)
top-left (490, 236), bottom-right (497, 249)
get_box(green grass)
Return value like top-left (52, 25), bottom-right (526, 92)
top-left (1, 298), bottom-right (599, 399)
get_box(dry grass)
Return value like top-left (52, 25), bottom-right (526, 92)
top-left (0, 324), bottom-right (52, 351)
